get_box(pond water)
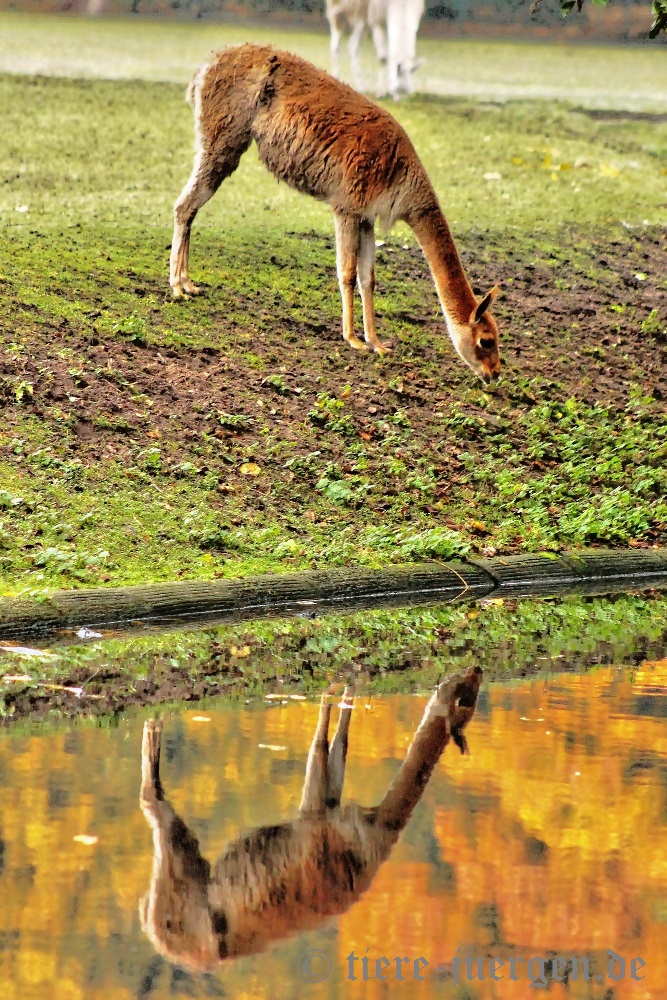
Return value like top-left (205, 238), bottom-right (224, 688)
top-left (0, 660), bottom-right (665, 999)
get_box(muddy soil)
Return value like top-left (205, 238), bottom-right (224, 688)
top-left (2, 228), bottom-right (666, 472)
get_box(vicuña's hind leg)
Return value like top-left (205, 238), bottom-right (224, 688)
top-left (326, 686), bottom-right (354, 808)
top-left (358, 219), bottom-right (391, 354)
top-left (170, 146), bottom-right (246, 298)
top-left (299, 695), bottom-right (332, 815)
top-left (333, 212), bottom-right (368, 351)
top-left (141, 718), bottom-right (164, 804)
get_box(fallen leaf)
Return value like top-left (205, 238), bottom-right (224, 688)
top-left (230, 645), bottom-right (251, 658)
top-left (599, 163), bottom-right (620, 177)
top-left (191, 715), bottom-right (211, 722)
top-left (240, 462), bottom-right (261, 476)
top-left (258, 743), bottom-right (287, 751)
top-left (73, 835), bottom-right (98, 846)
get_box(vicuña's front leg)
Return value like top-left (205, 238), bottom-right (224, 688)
top-left (326, 686), bottom-right (354, 808)
top-left (170, 147), bottom-right (244, 299)
top-left (170, 156), bottom-right (215, 298)
top-left (358, 219), bottom-right (392, 354)
top-left (333, 212), bottom-right (369, 352)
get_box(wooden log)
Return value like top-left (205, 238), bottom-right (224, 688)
top-left (470, 548), bottom-right (667, 595)
top-left (0, 562), bottom-right (494, 639)
top-left (0, 549), bottom-right (665, 641)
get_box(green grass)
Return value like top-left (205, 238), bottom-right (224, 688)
top-left (1, 12), bottom-right (665, 111)
top-left (2, 74), bottom-right (665, 233)
top-left (0, 19), bottom-right (666, 597)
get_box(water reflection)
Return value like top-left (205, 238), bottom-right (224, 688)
top-left (139, 668), bottom-right (482, 971)
top-left (0, 661), bottom-right (664, 999)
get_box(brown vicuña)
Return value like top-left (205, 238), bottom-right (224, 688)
top-left (140, 666), bottom-right (483, 970)
top-left (170, 44), bottom-right (501, 383)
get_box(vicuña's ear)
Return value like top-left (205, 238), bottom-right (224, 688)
top-left (471, 285), bottom-right (500, 325)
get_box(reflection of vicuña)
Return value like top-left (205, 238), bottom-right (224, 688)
top-left (139, 666), bottom-right (482, 970)
top-left (170, 44), bottom-right (501, 382)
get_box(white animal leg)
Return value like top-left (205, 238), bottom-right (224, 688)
top-left (329, 18), bottom-right (343, 79)
top-left (370, 22), bottom-right (388, 97)
top-left (347, 17), bottom-right (366, 91)
top-left (386, 9), bottom-right (402, 99)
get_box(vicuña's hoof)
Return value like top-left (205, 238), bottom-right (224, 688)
top-left (142, 718), bottom-right (163, 756)
top-left (171, 282), bottom-right (201, 298)
top-left (345, 335), bottom-right (371, 351)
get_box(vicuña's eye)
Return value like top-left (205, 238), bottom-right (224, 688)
top-left (479, 337), bottom-right (496, 350)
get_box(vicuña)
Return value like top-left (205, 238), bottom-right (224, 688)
top-left (140, 668), bottom-right (483, 969)
top-left (170, 44), bottom-right (501, 383)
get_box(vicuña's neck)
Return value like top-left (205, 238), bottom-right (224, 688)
top-left (407, 205), bottom-right (476, 329)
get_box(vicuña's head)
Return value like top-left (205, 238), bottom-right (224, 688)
top-left (451, 286), bottom-right (502, 386)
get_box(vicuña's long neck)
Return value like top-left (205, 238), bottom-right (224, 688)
top-left (408, 205), bottom-right (477, 328)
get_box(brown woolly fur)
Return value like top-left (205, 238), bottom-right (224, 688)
top-left (170, 44), bottom-right (501, 383)
top-left (140, 668), bottom-right (483, 969)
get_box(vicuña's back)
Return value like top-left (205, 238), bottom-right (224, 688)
top-left (171, 44), bottom-right (501, 382)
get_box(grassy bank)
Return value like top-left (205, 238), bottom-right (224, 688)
top-left (1, 23), bottom-right (666, 598)
top-left (1, 588), bottom-right (666, 725)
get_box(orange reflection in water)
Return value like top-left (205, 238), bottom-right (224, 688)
top-left (0, 662), bottom-right (664, 999)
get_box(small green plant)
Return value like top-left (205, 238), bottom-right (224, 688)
top-left (112, 313), bottom-right (148, 346)
top-left (215, 412), bottom-right (254, 431)
top-left (263, 374), bottom-right (292, 396)
top-left (642, 309), bottom-right (665, 340)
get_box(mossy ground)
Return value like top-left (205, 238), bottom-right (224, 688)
top-left (1, 58), bottom-right (666, 596)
